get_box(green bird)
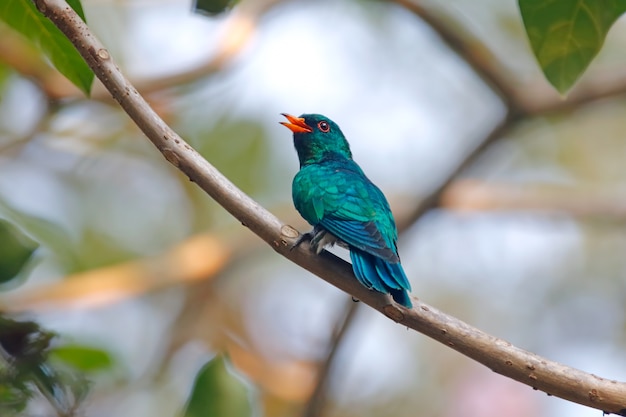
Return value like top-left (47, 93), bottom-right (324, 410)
top-left (281, 113), bottom-right (413, 308)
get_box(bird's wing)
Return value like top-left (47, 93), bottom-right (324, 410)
top-left (321, 203), bottom-right (399, 263)
top-left (296, 163), bottom-right (400, 263)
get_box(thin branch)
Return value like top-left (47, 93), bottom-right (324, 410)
top-left (441, 179), bottom-right (626, 218)
top-left (391, 0), bottom-right (520, 106)
top-left (397, 111), bottom-right (520, 231)
top-left (390, 1), bottom-right (626, 228)
top-left (0, 233), bottom-right (230, 312)
top-left (2, 0), bottom-right (282, 102)
top-left (303, 301), bottom-right (360, 417)
top-left (33, 0), bottom-right (626, 415)
top-left (94, 0), bottom-right (285, 99)
top-left (392, 0), bottom-right (626, 117)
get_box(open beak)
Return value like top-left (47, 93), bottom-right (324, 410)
top-left (280, 113), bottom-right (312, 133)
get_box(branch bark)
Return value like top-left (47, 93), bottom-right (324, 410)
top-left (32, 0), bottom-right (626, 415)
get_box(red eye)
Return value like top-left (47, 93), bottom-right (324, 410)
top-left (318, 121), bottom-right (330, 132)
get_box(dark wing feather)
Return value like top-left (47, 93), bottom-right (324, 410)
top-left (320, 218), bottom-right (398, 263)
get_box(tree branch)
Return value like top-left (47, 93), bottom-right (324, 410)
top-left (391, 0), bottom-right (626, 228)
top-left (32, 0), bottom-right (626, 414)
top-left (391, 0), bottom-right (519, 104)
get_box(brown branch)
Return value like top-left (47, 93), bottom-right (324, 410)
top-left (93, 0), bottom-right (285, 99)
top-left (0, 233), bottom-right (230, 312)
top-left (390, 0), bottom-right (520, 106)
top-left (32, 0), bottom-right (626, 414)
top-left (396, 111), bottom-right (520, 231)
top-left (391, 1), bottom-right (626, 228)
top-left (392, 0), bottom-right (626, 116)
top-left (441, 179), bottom-right (626, 218)
top-left (2, 0), bottom-right (281, 102)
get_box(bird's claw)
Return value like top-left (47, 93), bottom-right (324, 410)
top-left (290, 231), bottom-right (313, 251)
top-left (290, 225), bottom-right (327, 253)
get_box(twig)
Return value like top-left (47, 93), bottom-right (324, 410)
top-left (397, 111), bottom-right (520, 231)
top-left (99, 0), bottom-right (285, 99)
top-left (390, 0), bottom-right (519, 106)
top-left (442, 179), bottom-right (626, 218)
top-left (303, 301), bottom-right (360, 417)
top-left (0, 234), bottom-right (230, 312)
top-left (32, 0), bottom-right (626, 414)
top-left (389, 1), bottom-right (626, 227)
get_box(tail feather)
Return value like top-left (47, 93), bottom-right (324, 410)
top-left (389, 288), bottom-right (413, 309)
top-left (350, 250), bottom-right (387, 292)
top-left (349, 250), bottom-right (413, 308)
top-left (374, 260), bottom-right (401, 289)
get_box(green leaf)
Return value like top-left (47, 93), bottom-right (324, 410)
top-left (49, 345), bottom-right (114, 372)
top-left (0, 382), bottom-right (29, 414)
top-left (182, 356), bottom-right (253, 417)
top-left (193, 0), bottom-right (236, 16)
top-left (0, 220), bottom-right (38, 285)
top-left (519, 0), bottom-right (626, 94)
top-left (0, 0), bottom-right (94, 95)
top-left (65, 0), bottom-right (87, 21)
top-left (0, 317), bottom-right (89, 413)
top-left (0, 198), bottom-right (79, 273)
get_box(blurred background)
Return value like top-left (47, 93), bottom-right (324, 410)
top-left (1, 0), bottom-right (626, 416)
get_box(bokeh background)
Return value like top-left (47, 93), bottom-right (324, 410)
top-left (2, 0), bottom-right (626, 416)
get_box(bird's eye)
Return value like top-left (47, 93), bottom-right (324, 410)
top-left (318, 121), bottom-right (330, 132)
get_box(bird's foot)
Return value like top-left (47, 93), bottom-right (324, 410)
top-left (290, 225), bottom-right (327, 254)
top-left (290, 231), bottom-right (314, 251)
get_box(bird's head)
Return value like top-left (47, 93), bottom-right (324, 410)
top-left (280, 113), bottom-right (352, 166)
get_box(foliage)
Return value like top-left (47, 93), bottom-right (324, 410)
top-left (0, 0), bottom-right (93, 94)
top-left (0, 317), bottom-right (70, 415)
top-left (182, 356), bottom-right (254, 417)
top-left (519, 0), bottom-right (626, 93)
top-left (0, 219), bottom-right (38, 287)
top-left (49, 344), bottom-right (114, 373)
top-left (193, 0), bottom-right (238, 16)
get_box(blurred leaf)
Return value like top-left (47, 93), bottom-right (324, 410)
top-left (180, 118), bottom-right (270, 229)
top-left (20, 215), bottom-right (71, 263)
top-left (519, 0), bottom-right (626, 94)
top-left (0, 0), bottom-right (93, 95)
top-left (0, 381), bottom-right (29, 415)
top-left (0, 318), bottom-right (35, 414)
top-left (193, 0), bottom-right (236, 16)
top-left (72, 228), bottom-right (137, 273)
top-left (0, 202), bottom-right (77, 273)
top-left (193, 119), bottom-right (269, 195)
top-left (0, 61), bottom-right (12, 91)
top-left (0, 316), bottom-right (86, 414)
top-left (0, 219), bottom-right (38, 286)
top-left (50, 345), bottom-right (113, 372)
top-left (182, 356), bottom-right (253, 417)
top-left (0, 316), bottom-right (53, 370)
top-left (0, 317), bottom-right (51, 411)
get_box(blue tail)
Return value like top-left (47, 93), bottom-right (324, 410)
top-left (349, 250), bottom-right (412, 308)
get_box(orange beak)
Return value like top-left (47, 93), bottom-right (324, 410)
top-left (280, 113), bottom-right (312, 134)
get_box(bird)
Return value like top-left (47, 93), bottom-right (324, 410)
top-left (280, 113), bottom-right (413, 308)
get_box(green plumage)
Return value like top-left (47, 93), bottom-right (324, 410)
top-left (284, 113), bottom-right (412, 308)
